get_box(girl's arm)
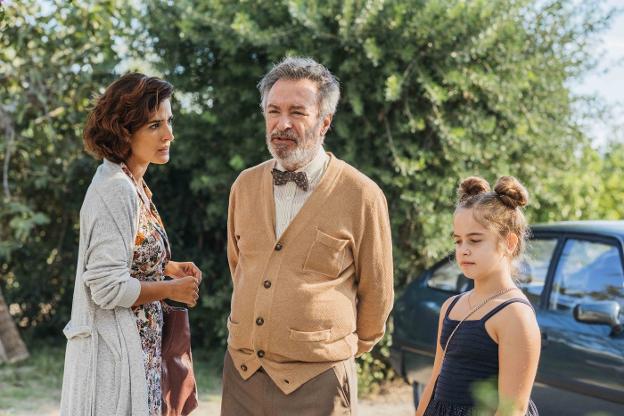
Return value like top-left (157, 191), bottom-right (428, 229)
top-left (415, 296), bottom-right (455, 416)
top-left (494, 303), bottom-right (541, 416)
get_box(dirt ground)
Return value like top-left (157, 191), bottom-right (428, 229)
top-left (194, 380), bottom-right (415, 416)
top-left (0, 381), bottom-right (415, 416)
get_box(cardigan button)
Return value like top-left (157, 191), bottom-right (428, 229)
top-left (275, 242), bottom-right (283, 251)
top-left (263, 280), bottom-right (272, 289)
top-left (256, 317), bottom-right (264, 326)
top-left (257, 350), bottom-right (265, 358)
top-left (241, 364), bottom-right (248, 372)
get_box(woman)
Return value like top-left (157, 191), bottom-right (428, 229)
top-left (60, 73), bottom-right (201, 416)
top-left (416, 176), bottom-right (541, 416)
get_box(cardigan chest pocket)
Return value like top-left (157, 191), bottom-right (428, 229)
top-left (303, 229), bottom-right (350, 278)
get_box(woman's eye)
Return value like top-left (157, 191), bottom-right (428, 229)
top-left (150, 123), bottom-right (160, 129)
top-left (470, 240), bottom-right (481, 244)
top-left (454, 241), bottom-right (461, 245)
top-left (293, 112), bottom-right (305, 116)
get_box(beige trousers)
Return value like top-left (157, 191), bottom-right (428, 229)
top-left (220, 352), bottom-right (358, 416)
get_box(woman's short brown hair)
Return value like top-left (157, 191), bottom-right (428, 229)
top-left (83, 73), bottom-right (174, 163)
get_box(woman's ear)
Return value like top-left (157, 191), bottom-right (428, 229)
top-left (506, 232), bottom-right (519, 256)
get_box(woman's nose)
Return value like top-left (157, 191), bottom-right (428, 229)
top-left (163, 124), bottom-right (174, 142)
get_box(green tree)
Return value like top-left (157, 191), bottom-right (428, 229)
top-left (596, 142), bottom-right (624, 219)
top-left (0, 0), bottom-right (128, 341)
top-left (0, 0), bottom-right (617, 390)
top-left (134, 0), bottom-right (613, 387)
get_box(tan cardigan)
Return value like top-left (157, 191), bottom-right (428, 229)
top-left (226, 153), bottom-right (394, 394)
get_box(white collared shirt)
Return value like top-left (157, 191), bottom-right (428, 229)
top-left (274, 147), bottom-right (330, 238)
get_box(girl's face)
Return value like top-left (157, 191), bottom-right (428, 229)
top-left (453, 207), bottom-right (513, 281)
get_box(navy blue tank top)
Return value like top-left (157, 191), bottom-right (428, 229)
top-left (433, 294), bottom-right (534, 407)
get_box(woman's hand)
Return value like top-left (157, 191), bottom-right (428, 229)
top-left (167, 276), bottom-right (200, 307)
top-left (165, 260), bottom-right (203, 283)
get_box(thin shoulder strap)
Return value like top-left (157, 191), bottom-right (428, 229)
top-left (444, 293), bottom-right (465, 320)
top-left (481, 298), bottom-right (534, 323)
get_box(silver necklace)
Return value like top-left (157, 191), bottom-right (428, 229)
top-left (444, 286), bottom-right (519, 352)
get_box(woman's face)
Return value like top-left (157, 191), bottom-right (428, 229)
top-left (453, 207), bottom-right (510, 281)
top-left (129, 98), bottom-right (174, 165)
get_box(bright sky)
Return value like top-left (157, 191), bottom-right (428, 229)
top-left (572, 0), bottom-right (624, 146)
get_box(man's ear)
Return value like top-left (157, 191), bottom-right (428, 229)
top-left (320, 113), bottom-right (333, 136)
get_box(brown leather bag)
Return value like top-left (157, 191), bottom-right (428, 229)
top-left (161, 306), bottom-right (198, 416)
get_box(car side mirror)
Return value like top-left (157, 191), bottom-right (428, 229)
top-left (573, 301), bottom-right (622, 335)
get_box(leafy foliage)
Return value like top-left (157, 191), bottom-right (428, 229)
top-left (1, 0), bottom-right (620, 389)
top-left (0, 0), bottom-right (128, 334)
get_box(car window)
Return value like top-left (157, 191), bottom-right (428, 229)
top-left (549, 239), bottom-right (624, 313)
top-left (517, 238), bottom-right (558, 305)
top-left (427, 258), bottom-right (470, 293)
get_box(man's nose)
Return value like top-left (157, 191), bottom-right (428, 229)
top-left (276, 114), bottom-right (293, 130)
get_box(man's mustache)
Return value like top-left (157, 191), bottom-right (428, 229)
top-left (270, 130), bottom-right (300, 142)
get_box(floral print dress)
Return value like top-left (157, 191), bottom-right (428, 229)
top-left (122, 164), bottom-right (170, 416)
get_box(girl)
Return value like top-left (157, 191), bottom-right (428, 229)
top-left (416, 176), bottom-right (541, 416)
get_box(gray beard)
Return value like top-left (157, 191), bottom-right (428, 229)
top-left (269, 141), bottom-right (321, 171)
top-left (267, 130), bottom-right (323, 170)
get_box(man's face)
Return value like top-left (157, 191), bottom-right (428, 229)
top-left (264, 78), bottom-right (332, 171)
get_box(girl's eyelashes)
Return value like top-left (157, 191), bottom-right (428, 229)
top-left (454, 239), bottom-right (482, 245)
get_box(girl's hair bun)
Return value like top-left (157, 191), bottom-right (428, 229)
top-left (494, 176), bottom-right (528, 209)
top-left (457, 176), bottom-right (490, 203)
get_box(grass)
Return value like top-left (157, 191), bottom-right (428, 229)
top-left (0, 343), bottom-right (225, 415)
top-left (0, 344), bottom-right (64, 415)
top-left (192, 346), bottom-right (226, 402)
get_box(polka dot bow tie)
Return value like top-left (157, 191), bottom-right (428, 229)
top-left (271, 168), bottom-right (309, 192)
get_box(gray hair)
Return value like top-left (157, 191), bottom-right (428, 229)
top-left (257, 56), bottom-right (340, 117)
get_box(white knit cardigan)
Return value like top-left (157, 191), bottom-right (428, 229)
top-left (60, 159), bottom-right (149, 415)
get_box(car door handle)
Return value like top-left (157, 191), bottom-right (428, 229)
top-left (541, 332), bottom-right (549, 348)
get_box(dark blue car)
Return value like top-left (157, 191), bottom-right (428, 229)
top-left (390, 221), bottom-right (624, 416)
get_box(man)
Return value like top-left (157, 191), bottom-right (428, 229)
top-left (221, 56), bottom-right (394, 416)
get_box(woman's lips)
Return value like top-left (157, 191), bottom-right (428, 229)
top-left (460, 262), bottom-right (475, 266)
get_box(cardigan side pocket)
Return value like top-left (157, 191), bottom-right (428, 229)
top-left (63, 321), bottom-right (92, 339)
top-left (289, 328), bottom-right (331, 342)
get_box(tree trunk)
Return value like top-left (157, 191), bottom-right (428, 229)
top-left (0, 286), bottom-right (29, 364)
